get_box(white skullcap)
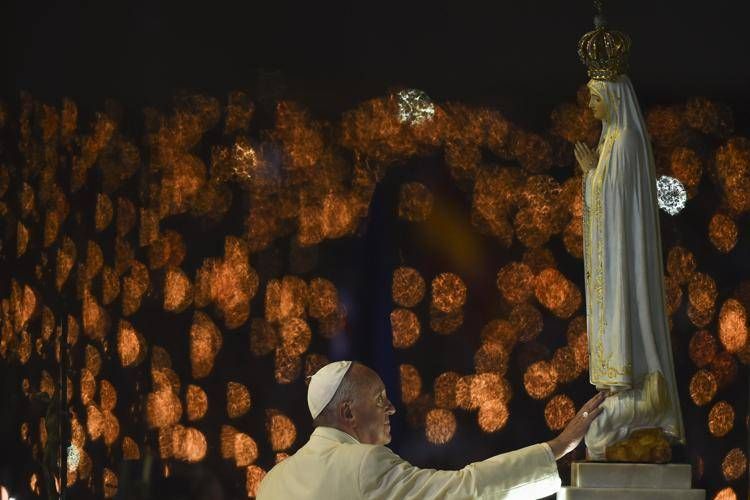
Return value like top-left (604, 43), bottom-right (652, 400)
top-left (307, 360), bottom-right (353, 419)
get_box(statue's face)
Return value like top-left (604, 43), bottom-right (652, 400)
top-left (588, 92), bottom-right (607, 121)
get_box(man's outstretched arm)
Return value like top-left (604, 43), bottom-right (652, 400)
top-left (359, 391), bottom-right (607, 499)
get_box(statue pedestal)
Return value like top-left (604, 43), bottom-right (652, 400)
top-left (557, 463), bottom-right (705, 499)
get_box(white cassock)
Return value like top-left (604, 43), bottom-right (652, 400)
top-left (257, 426), bottom-right (560, 499)
top-left (582, 75), bottom-right (685, 459)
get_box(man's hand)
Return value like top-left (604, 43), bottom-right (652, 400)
top-left (546, 391), bottom-right (607, 460)
top-left (574, 142), bottom-right (598, 173)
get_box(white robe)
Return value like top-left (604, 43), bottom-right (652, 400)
top-left (582, 76), bottom-right (685, 459)
top-left (257, 426), bottom-right (561, 499)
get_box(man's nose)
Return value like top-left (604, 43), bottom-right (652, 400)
top-left (386, 401), bottom-right (396, 415)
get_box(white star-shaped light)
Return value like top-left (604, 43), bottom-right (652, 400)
top-left (396, 89), bottom-right (435, 126)
top-left (67, 444), bottom-right (81, 471)
top-left (656, 175), bottom-right (687, 215)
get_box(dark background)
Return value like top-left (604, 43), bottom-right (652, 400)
top-left (3, 0), bottom-right (750, 126)
top-left (1, 1), bottom-right (749, 499)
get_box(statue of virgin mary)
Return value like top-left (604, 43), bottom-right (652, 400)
top-left (575, 8), bottom-right (685, 460)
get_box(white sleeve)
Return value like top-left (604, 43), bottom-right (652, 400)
top-left (359, 443), bottom-right (561, 500)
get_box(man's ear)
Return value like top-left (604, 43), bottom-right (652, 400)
top-left (340, 401), bottom-right (354, 422)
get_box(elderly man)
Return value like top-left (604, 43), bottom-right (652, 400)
top-left (258, 361), bottom-right (606, 499)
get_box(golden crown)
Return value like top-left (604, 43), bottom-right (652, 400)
top-left (577, 1), bottom-right (631, 80)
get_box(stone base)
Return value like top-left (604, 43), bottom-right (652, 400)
top-left (557, 462), bottom-right (705, 500)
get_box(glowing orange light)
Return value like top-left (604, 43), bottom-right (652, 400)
top-left (99, 379), bottom-right (117, 411)
top-left (708, 213), bottom-right (738, 253)
top-left (172, 426), bottom-right (207, 463)
top-left (190, 311), bottom-right (223, 379)
top-left (708, 401), bottom-right (735, 437)
top-left (545, 394), bottom-right (576, 431)
top-left (666, 246), bottom-right (697, 285)
top-left (56, 236), bottom-right (77, 291)
top-left (103, 468), bottom-right (118, 498)
top-left (433, 372), bottom-right (460, 409)
top-left (250, 318), bottom-right (278, 356)
top-left (234, 432), bottom-right (259, 467)
top-left (399, 364), bottom-right (422, 404)
top-left (713, 487), bottom-right (737, 500)
top-left (146, 389), bottom-right (182, 429)
top-left (474, 342), bottom-right (509, 374)
top-left (227, 382), bottom-right (252, 419)
top-left (689, 369), bottom-right (718, 407)
top-left (186, 384), bottom-right (208, 421)
top-left (266, 410), bottom-right (297, 451)
top-left (718, 299), bottom-right (748, 353)
top-left (689, 330), bottom-right (718, 368)
top-left (390, 309), bottom-right (420, 349)
top-left (510, 303), bottom-right (544, 343)
top-left (308, 278), bottom-right (338, 319)
top-left (164, 267), bottom-right (194, 313)
top-left (524, 360), bottom-right (558, 400)
top-left (470, 372), bottom-right (511, 408)
top-left (552, 346), bottom-right (580, 383)
top-left (246, 465), bottom-right (266, 497)
top-left (122, 436), bottom-right (140, 460)
top-left (274, 348), bottom-right (302, 384)
top-left (496, 262), bottom-right (534, 305)
top-left (429, 307), bottom-right (464, 335)
top-left (721, 448), bottom-right (747, 481)
top-left (425, 408), bottom-right (457, 444)
top-left (86, 404), bottom-right (104, 440)
top-left (478, 398), bottom-right (510, 432)
top-left (710, 351), bottom-right (738, 388)
top-left (392, 267), bottom-right (426, 308)
top-left (278, 317), bottom-right (312, 356)
top-left (122, 260), bottom-right (150, 316)
top-left (80, 369), bottom-right (95, 406)
top-left (102, 409), bottom-right (120, 446)
top-left (431, 273), bottom-right (467, 314)
top-left (480, 319), bottom-right (518, 349)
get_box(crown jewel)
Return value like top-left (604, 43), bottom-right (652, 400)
top-left (577, 1), bottom-right (632, 81)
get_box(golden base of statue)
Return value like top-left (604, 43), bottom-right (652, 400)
top-left (603, 428), bottom-right (672, 463)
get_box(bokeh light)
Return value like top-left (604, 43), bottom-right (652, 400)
top-left (496, 262), bottom-right (534, 305)
top-left (431, 273), bottom-right (467, 314)
top-left (433, 372), bottom-right (460, 409)
top-left (510, 303), bottom-right (544, 343)
top-left (266, 410), bottom-right (297, 451)
top-left (390, 309), bottom-right (420, 349)
top-left (477, 399), bottom-right (509, 433)
top-left (524, 361), bottom-right (558, 400)
top-left (246, 465), bottom-right (266, 497)
top-left (480, 319), bottom-right (517, 350)
top-left (713, 488), bottom-right (737, 500)
top-left (718, 299), bottom-right (748, 353)
top-left (392, 267), bottom-right (426, 307)
top-left (544, 394), bottom-right (576, 431)
top-left (689, 330), bottom-right (718, 367)
top-left (689, 369), bottom-right (718, 407)
top-left (425, 408), bottom-right (456, 445)
top-left (227, 382), bottom-right (252, 419)
top-left (190, 311), bottom-right (223, 379)
top-left (708, 401), bottom-right (735, 437)
top-left (399, 364), bottom-right (422, 404)
top-left (722, 448), bottom-right (748, 481)
top-left (709, 213), bottom-right (738, 253)
top-left (667, 246), bottom-right (697, 285)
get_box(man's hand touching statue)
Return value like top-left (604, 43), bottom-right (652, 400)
top-left (546, 391), bottom-right (608, 460)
